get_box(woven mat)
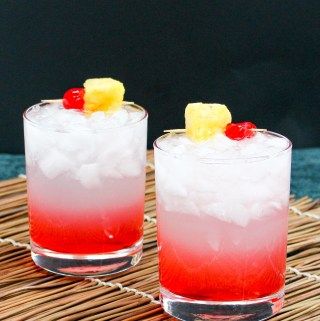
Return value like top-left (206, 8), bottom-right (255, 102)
top-left (0, 151), bottom-right (319, 321)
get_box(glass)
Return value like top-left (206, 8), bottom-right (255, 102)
top-left (23, 102), bottom-right (148, 276)
top-left (154, 132), bottom-right (292, 320)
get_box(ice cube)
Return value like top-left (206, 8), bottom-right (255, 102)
top-left (194, 176), bottom-right (220, 193)
top-left (164, 179), bottom-right (188, 197)
top-left (100, 161), bottom-right (122, 179)
top-left (251, 201), bottom-right (286, 219)
top-left (227, 204), bottom-right (251, 227)
top-left (163, 196), bottom-right (199, 216)
top-left (90, 111), bottom-right (107, 122)
top-left (76, 163), bottom-right (101, 188)
top-left (201, 202), bottom-right (250, 227)
top-left (201, 202), bottom-right (231, 223)
top-left (88, 111), bottom-right (110, 130)
top-left (117, 157), bottom-right (142, 177)
top-left (97, 142), bottom-right (142, 179)
top-left (249, 203), bottom-right (263, 219)
top-left (38, 150), bottom-right (73, 179)
top-left (110, 108), bottom-right (129, 126)
top-left (24, 126), bottom-right (51, 162)
top-left (69, 132), bottom-right (98, 163)
top-left (206, 133), bottom-right (237, 152)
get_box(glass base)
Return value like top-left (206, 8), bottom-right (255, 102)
top-left (160, 286), bottom-right (284, 321)
top-left (31, 238), bottom-right (143, 277)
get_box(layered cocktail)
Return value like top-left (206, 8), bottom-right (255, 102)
top-left (24, 78), bottom-right (147, 276)
top-left (154, 103), bottom-right (291, 320)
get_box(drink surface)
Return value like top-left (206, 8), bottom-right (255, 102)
top-left (24, 103), bottom-right (147, 254)
top-left (155, 132), bottom-right (291, 301)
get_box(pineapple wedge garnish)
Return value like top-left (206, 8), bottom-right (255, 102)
top-left (185, 103), bottom-right (231, 141)
top-left (83, 78), bottom-right (125, 113)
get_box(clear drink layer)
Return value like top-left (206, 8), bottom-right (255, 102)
top-left (24, 102), bottom-right (147, 276)
top-left (154, 131), bottom-right (292, 320)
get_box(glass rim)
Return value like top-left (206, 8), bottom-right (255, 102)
top-left (23, 102), bottom-right (148, 133)
top-left (153, 131), bottom-right (292, 164)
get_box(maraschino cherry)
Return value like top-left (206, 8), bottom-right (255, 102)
top-left (225, 122), bottom-right (257, 140)
top-left (62, 88), bottom-right (85, 110)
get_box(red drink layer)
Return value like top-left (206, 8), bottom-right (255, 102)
top-left (27, 172), bottom-right (145, 254)
top-left (29, 200), bottom-right (144, 254)
top-left (157, 204), bottom-right (288, 301)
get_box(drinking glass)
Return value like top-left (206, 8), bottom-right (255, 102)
top-left (23, 102), bottom-right (147, 276)
top-left (154, 131), bottom-right (291, 320)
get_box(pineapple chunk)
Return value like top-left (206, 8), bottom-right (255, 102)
top-left (83, 78), bottom-right (125, 113)
top-left (185, 103), bottom-right (232, 141)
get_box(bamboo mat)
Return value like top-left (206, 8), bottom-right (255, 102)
top-left (0, 151), bottom-right (319, 321)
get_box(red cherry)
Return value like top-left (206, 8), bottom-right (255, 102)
top-left (225, 122), bottom-right (257, 140)
top-left (62, 88), bottom-right (85, 110)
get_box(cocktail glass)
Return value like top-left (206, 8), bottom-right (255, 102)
top-left (23, 102), bottom-right (147, 276)
top-left (154, 131), bottom-right (292, 320)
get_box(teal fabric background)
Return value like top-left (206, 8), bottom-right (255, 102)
top-left (0, 148), bottom-right (319, 198)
